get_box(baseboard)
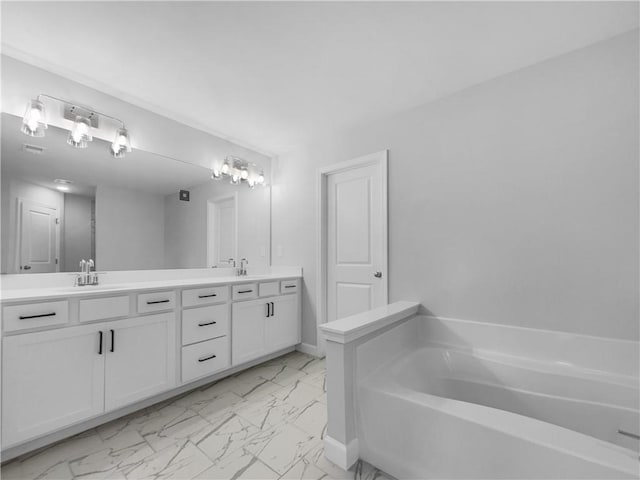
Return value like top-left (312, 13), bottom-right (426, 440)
top-left (296, 342), bottom-right (322, 358)
top-left (324, 435), bottom-right (359, 470)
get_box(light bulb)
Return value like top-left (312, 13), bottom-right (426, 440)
top-left (241, 168), bottom-right (249, 180)
top-left (67, 116), bottom-right (92, 148)
top-left (257, 171), bottom-right (265, 185)
top-left (111, 127), bottom-right (131, 158)
top-left (221, 161), bottom-right (230, 174)
top-left (211, 170), bottom-right (221, 180)
top-left (21, 98), bottom-right (47, 137)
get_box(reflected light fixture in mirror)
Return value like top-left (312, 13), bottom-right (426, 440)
top-left (211, 156), bottom-right (266, 189)
top-left (21, 94), bottom-right (132, 158)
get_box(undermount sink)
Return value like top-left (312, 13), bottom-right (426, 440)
top-left (54, 284), bottom-right (128, 293)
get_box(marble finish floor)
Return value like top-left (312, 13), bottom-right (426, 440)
top-left (2, 351), bottom-right (394, 480)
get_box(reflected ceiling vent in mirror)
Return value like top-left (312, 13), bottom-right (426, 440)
top-left (20, 94), bottom-right (132, 158)
top-left (211, 156), bottom-right (266, 189)
top-left (21, 143), bottom-right (46, 155)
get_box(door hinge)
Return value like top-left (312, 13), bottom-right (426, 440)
top-left (55, 258), bottom-right (58, 264)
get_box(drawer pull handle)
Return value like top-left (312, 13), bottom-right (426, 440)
top-left (147, 299), bottom-right (170, 305)
top-left (19, 312), bottom-right (56, 320)
top-left (198, 321), bottom-right (217, 327)
top-left (98, 331), bottom-right (103, 355)
top-left (284, 285), bottom-right (296, 289)
top-left (271, 301), bottom-right (275, 316)
top-left (198, 294), bottom-right (217, 298)
top-left (110, 329), bottom-right (115, 353)
top-left (198, 354), bottom-right (217, 362)
top-left (266, 302), bottom-right (271, 318)
top-left (238, 289), bottom-right (253, 294)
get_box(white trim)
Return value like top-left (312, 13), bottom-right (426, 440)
top-left (323, 435), bottom-right (359, 470)
top-left (316, 150), bottom-right (389, 357)
top-left (206, 192), bottom-right (238, 268)
top-left (295, 342), bottom-right (323, 358)
top-left (319, 301), bottom-right (419, 344)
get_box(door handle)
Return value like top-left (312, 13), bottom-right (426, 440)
top-left (374, 271), bottom-right (382, 278)
top-left (110, 329), bottom-right (115, 352)
top-left (271, 302), bottom-right (275, 316)
top-left (23, 265), bottom-right (31, 270)
top-left (98, 331), bottom-right (103, 355)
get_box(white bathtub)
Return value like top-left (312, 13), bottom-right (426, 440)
top-left (352, 315), bottom-right (640, 479)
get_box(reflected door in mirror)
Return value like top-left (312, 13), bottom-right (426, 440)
top-left (19, 198), bottom-right (59, 273)
top-left (207, 195), bottom-right (237, 267)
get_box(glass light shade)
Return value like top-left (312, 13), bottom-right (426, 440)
top-left (240, 167), bottom-right (249, 180)
top-left (67, 116), bottom-right (92, 148)
top-left (257, 171), bottom-right (265, 185)
top-left (211, 169), bottom-right (221, 180)
top-left (230, 174), bottom-right (240, 185)
top-left (21, 99), bottom-right (48, 137)
top-left (111, 127), bottom-right (132, 158)
top-left (221, 161), bottom-right (230, 174)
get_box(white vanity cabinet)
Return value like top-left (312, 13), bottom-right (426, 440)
top-left (104, 313), bottom-right (176, 410)
top-left (231, 287), bottom-right (300, 365)
top-left (2, 323), bottom-right (106, 446)
top-left (1, 274), bottom-right (301, 456)
top-left (2, 307), bottom-right (175, 447)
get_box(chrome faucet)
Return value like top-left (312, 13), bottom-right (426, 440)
top-left (76, 259), bottom-right (98, 286)
top-left (239, 258), bottom-right (248, 276)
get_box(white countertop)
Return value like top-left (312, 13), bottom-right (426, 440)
top-left (1, 273), bottom-right (301, 303)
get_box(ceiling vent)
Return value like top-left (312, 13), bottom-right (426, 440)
top-left (22, 143), bottom-right (46, 155)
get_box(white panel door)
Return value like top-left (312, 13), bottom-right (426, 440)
top-left (265, 294), bottom-right (299, 351)
top-left (104, 313), bottom-right (176, 411)
top-left (232, 298), bottom-right (267, 365)
top-left (327, 159), bottom-right (386, 324)
top-left (19, 198), bottom-right (58, 273)
top-left (2, 324), bottom-right (105, 446)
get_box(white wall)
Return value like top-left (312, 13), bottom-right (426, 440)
top-left (62, 194), bottom-right (93, 272)
top-left (95, 185), bottom-right (165, 271)
top-left (272, 30), bottom-right (639, 345)
top-left (1, 176), bottom-right (64, 274)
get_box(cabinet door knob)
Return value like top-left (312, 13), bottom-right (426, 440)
top-left (374, 271), bottom-right (383, 278)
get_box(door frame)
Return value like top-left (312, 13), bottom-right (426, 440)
top-left (206, 192), bottom-right (238, 268)
top-left (316, 150), bottom-right (388, 356)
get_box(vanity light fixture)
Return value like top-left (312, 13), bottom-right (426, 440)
top-left (211, 156), bottom-right (266, 189)
top-left (21, 94), bottom-right (132, 158)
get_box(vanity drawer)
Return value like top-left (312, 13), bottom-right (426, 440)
top-left (182, 286), bottom-right (228, 308)
top-left (3, 301), bottom-right (69, 332)
top-left (280, 279), bottom-right (299, 294)
top-left (182, 336), bottom-right (229, 383)
top-left (258, 282), bottom-right (279, 297)
top-left (182, 304), bottom-right (229, 346)
top-left (137, 291), bottom-right (176, 313)
top-left (232, 284), bottom-right (257, 301)
top-left (79, 296), bottom-right (130, 323)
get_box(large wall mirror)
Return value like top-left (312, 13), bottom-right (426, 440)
top-left (1, 113), bottom-right (271, 274)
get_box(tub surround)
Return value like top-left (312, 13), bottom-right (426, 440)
top-left (1, 268), bottom-right (302, 461)
top-left (319, 302), bottom-right (640, 478)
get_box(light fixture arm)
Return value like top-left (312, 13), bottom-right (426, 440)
top-left (35, 93), bottom-right (127, 129)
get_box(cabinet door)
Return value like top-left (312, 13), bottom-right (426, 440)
top-left (2, 324), bottom-right (105, 446)
top-left (265, 295), bottom-right (300, 352)
top-left (232, 298), bottom-right (268, 365)
top-left (104, 313), bottom-right (176, 411)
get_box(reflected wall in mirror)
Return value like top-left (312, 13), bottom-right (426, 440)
top-left (1, 113), bottom-right (271, 274)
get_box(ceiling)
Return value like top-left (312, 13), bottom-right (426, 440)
top-left (1, 113), bottom-right (211, 196)
top-left (1, 2), bottom-right (638, 155)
